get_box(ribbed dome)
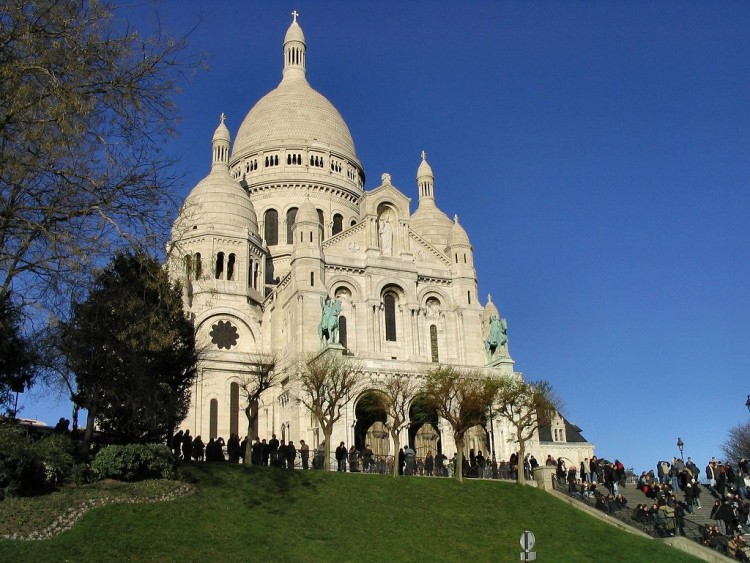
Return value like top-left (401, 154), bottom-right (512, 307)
top-left (179, 169), bottom-right (259, 234)
top-left (231, 16), bottom-right (359, 167)
top-left (232, 80), bottom-right (357, 162)
top-left (410, 204), bottom-right (454, 249)
top-left (448, 215), bottom-right (471, 247)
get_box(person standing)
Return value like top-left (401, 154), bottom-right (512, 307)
top-left (287, 440), bottom-right (297, 470)
top-left (336, 441), bottom-right (347, 472)
top-left (299, 439), bottom-right (310, 470)
top-left (182, 430), bottom-right (192, 462)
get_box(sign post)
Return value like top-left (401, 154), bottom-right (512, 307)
top-left (520, 530), bottom-right (536, 561)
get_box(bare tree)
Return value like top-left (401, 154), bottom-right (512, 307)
top-left (494, 377), bottom-right (560, 485)
top-left (372, 373), bottom-right (421, 477)
top-left (0, 0), bottom-right (201, 316)
top-left (722, 421), bottom-right (750, 464)
top-left (237, 353), bottom-right (283, 464)
top-left (422, 365), bottom-right (499, 482)
top-left (297, 350), bottom-right (361, 472)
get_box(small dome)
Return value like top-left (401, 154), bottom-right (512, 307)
top-left (284, 19), bottom-right (305, 45)
top-left (417, 152), bottom-right (434, 180)
top-left (212, 115), bottom-right (230, 143)
top-left (448, 215), bottom-right (471, 247)
top-left (296, 196), bottom-right (319, 225)
top-left (179, 170), bottom-right (259, 235)
top-left (410, 204), bottom-right (453, 248)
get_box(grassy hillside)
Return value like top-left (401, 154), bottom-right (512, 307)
top-left (0, 463), bottom-right (699, 562)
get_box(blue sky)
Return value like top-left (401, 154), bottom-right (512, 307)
top-left (20, 1), bottom-right (750, 473)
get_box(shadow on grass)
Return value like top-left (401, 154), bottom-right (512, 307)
top-left (181, 462), bottom-right (319, 514)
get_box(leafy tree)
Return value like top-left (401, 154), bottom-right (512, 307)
top-left (494, 377), bottom-right (560, 485)
top-left (297, 350), bottom-right (361, 472)
top-left (722, 421), bottom-right (750, 463)
top-left (371, 373), bottom-right (420, 477)
top-left (0, 291), bottom-right (35, 414)
top-left (237, 353), bottom-right (282, 464)
top-left (422, 366), bottom-right (499, 482)
top-left (61, 252), bottom-right (198, 450)
top-left (0, 0), bottom-right (199, 316)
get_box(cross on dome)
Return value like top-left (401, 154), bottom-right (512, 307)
top-left (421, 150), bottom-right (427, 160)
top-left (291, 10), bottom-right (299, 22)
top-left (220, 112), bottom-right (226, 124)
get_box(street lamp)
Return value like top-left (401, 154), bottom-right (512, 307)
top-left (677, 437), bottom-right (684, 460)
top-left (745, 394), bottom-right (750, 413)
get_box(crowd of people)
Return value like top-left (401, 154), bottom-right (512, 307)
top-left (553, 453), bottom-right (750, 561)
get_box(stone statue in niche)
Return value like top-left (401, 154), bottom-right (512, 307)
top-left (378, 211), bottom-right (393, 255)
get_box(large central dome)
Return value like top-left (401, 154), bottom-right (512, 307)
top-left (230, 16), bottom-right (359, 167)
top-left (232, 79), bottom-right (357, 160)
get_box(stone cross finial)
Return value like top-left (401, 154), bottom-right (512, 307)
top-left (220, 112), bottom-right (226, 124)
top-left (292, 10), bottom-right (299, 22)
top-left (381, 172), bottom-right (391, 184)
top-left (421, 150), bottom-right (427, 160)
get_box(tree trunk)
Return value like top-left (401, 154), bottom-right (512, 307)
top-left (516, 439), bottom-right (526, 485)
top-left (391, 431), bottom-right (401, 477)
top-left (244, 401), bottom-right (257, 465)
top-left (83, 409), bottom-right (96, 459)
top-left (322, 428), bottom-right (333, 472)
top-left (455, 435), bottom-right (464, 482)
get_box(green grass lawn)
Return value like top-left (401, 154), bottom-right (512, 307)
top-left (0, 463), bottom-right (699, 562)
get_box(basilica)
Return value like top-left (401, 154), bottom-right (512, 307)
top-left (169, 14), bottom-right (593, 468)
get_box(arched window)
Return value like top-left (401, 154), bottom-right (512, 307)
top-left (227, 254), bottom-right (236, 281)
top-left (339, 316), bottom-right (347, 349)
top-left (215, 252), bottom-right (225, 279)
top-left (286, 207), bottom-right (298, 244)
top-left (430, 325), bottom-right (439, 363)
top-left (230, 382), bottom-right (239, 436)
top-left (209, 399), bottom-right (218, 440)
top-left (264, 209), bottom-right (278, 246)
top-left (184, 255), bottom-right (192, 280)
top-left (332, 213), bottom-right (343, 235)
top-left (194, 253), bottom-right (202, 280)
top-left (310, 271), bottom-right (314, 286)
top-left (351, 219), bottom-right (357, 227)
top-left (317, 209), bottom-right (324, 231)
top-left (384, 293), bottom-right (397, 342)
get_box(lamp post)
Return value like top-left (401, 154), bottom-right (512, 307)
top-left (745, 394), bottom-right (750, 413)
top-left (677, 437), bottom-right (684, 460)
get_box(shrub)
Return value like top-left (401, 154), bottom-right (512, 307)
top-left (31, 434), bottom-right (75, 488)
top-left (92, 444), bottom-right (177, 482)
top-left (0, 424), bottom-right (43, 499)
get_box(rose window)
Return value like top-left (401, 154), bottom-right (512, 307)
top-left (209, 320), bottom-right (239, 350)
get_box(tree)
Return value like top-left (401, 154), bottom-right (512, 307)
top-left (297, 350), bottom-right (361, 472)
top-left (371, 373), bottom-right (420, 477)
top-left (0, 0), bottom-right (199, 315)
top-left (238, 353), bottom-right (282, 465)
top-left (494, 377), bottom-right (560, 485)
top-left (722, 421), bottom-right (750, 463)
top-left (60, 252), bottom-right (198, 450)
top-left (422, 365), bottom-right (499, 482)
top-left (0, 291), bottom-right (35, 414)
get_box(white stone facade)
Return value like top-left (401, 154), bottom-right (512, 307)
top-left (169, 15), bottom-right (594, 470)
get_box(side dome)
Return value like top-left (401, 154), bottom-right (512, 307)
top-left (180, 172), bottom-right (259, 234)
top-left (410, 205), bottom-right (454, 249)
top-left (173, 117), bottom-right (259, 237)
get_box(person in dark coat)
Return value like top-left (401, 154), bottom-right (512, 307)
top-left (335, 442), bottom-right (347, 472)
top-left (182, 430), bottom-right (192, 462)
